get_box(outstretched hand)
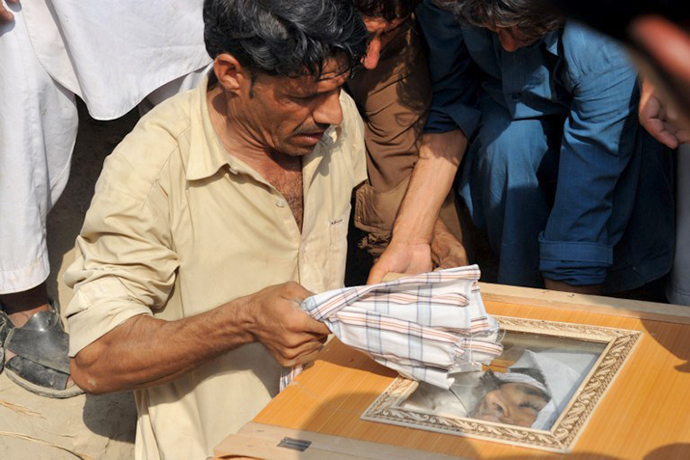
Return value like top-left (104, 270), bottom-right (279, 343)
top-left (367, 241), bottom-right (433, 285)
top-left (245, 282), bottom-right (330, 367)
top-left (0, 0), bottom-right (20, 24)
top-left (639, 78), bottom-right (690, 148)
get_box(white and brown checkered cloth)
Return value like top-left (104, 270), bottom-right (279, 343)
top-left (281, 265), bottom-right (503, 390)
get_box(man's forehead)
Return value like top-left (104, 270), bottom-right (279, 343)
top-left (281, 60), bottom-right (351, 91)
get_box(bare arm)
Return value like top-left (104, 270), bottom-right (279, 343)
top-left (70, 282), bottom-right (330, 394)
top-left (367, 129), bottom-right (468, 283)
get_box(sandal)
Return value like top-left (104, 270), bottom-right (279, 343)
top-left (0, 301), bottom-right (83, 398)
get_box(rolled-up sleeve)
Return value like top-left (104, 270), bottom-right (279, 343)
top-left (64, 152), bottom-right (179, 356)
top-left (416, 0), bottom-right (480, 136)
top-left (539, 31), bottom-right (639, 286)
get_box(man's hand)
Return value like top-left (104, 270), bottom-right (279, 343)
top-left (243, 282), bottom-right (330, 367)
top-left (430, 219), bottom-right (469, 269)
top-left (367, 241), bottom-right (433, 284)
top-left (639, 78), bottom-right (690, 148)
top-left (0, 0), bottom-right (20, 24)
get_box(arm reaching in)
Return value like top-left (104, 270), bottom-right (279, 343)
top-left (70, 282), bottom-right (329, 394)
top-left (367, 129), bottom-right (467, 283)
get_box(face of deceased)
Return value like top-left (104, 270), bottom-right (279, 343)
top-left (473, 382), bottom-right (549, 427)
top-left (239, 58), bottom-right (351, 156)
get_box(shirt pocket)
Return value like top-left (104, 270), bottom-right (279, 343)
top-left (327, 215), bottom-right (349, 287)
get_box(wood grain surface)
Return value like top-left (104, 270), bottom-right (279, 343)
top-left (223, 286), bottom-right (690, 459)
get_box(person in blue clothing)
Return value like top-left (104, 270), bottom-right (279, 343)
top-left (371, 0), bottom-right (675, 296)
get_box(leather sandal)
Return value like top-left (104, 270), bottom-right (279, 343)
top-left (0, 301), bottom-right (83, 398)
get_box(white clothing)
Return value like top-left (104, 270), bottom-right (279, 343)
top-left (21, 0), bottom-right (211, 120)
top-left (0, 1), bottom-right (210, 293)
top-left (0, 7), bottom-right (77, 293)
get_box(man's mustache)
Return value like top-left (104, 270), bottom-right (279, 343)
top-left (294, 123), bottom-right (331, 135)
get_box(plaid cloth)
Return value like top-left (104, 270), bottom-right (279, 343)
top-left (281, 265), bottom-right (503, 390)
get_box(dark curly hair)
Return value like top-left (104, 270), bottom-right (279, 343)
top-left (436, 0), bottom-right (563, 42)
top-left (203, 0), bottom-right (369, 78)
top-left (352, 0), bottom-right (421, 21)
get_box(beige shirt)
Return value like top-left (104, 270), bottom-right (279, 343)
top-left (64, 75), bottom-right (366, 460)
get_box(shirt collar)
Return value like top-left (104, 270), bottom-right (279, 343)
top-left (186, 73), bottom-right (234, 181)
top-left (543, 29), bottom-right (561, 57)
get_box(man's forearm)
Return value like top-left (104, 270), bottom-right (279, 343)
top-left (71, 298), bottom-right (254, 394)
top-left (391, 130), bottom-right (468, 245)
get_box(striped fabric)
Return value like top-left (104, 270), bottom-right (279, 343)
top-left (281, 265), bottom-right (503, 390)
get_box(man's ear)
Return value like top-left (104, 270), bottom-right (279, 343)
top-left (213, 53), bottom-right (249, 96)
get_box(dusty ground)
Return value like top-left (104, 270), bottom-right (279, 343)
top-left (0, 104), bottom-right (140, 460)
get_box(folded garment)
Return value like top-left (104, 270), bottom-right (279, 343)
top-left (281, 265), bottom-right (503, 390)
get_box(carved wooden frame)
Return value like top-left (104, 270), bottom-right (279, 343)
top-left (361, 316), bottom-right (642, 453)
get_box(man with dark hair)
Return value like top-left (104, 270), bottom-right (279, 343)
top-left (62, 1), bottom-right (368, 457)
top-left (372, 0), bottom-right (675, 296)
top-left (349, 0), bottom-right (470, 276)
top-left (549, 0), bottom-right (690, 305)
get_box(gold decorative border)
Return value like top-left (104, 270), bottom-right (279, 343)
top-left (361, 316), bottom-right (642, 453)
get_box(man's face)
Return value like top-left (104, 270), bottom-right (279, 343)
top-left (239, 59), bottom-right (350, 156)
top-left (361, 15), bottom-right (407, 69)
top-left (473, 383), bottom-right (549, 427)
top-left (485, 24), bottom-right (540, 52)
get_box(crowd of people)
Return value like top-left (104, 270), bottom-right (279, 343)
top-left (0, 0), bottom-right (688, 458)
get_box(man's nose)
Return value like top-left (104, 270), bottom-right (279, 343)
top-left (362, 37), bottom-right (382, 70)
top-left (498, 31), bottom-right (520, 52)
top-left (313, 90), bottom-right (343, 127)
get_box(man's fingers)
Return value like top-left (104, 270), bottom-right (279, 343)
top-left (291, 348), bottom-right (323, 367)
top-left (677, 130), bottom-right (690, 145)
top-left (302, 316), bottom-right (330, 335)
top-left (641, 114), bottom-right (680, 148)
top-left (0, 7), bottom-right (14, 23)
top-left (658, 129), bottom-right (681, 149)
top-left (274, 340), bottom-right (324, 367)
top-left (367, 264), bottom-right (388, 285)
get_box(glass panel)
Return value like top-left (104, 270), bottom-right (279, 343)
top-left (399, 331), bottom-right (606, 430)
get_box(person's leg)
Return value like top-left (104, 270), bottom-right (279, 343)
top-left (459, 99), bottom-right (560, 287)
top-left (0, 8), bottom-right (77, 301)
top-left (0, 7), bottom-right (79, 397)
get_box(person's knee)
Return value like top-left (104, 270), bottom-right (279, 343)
top-left (476, 120), bottom-right (552, 182)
